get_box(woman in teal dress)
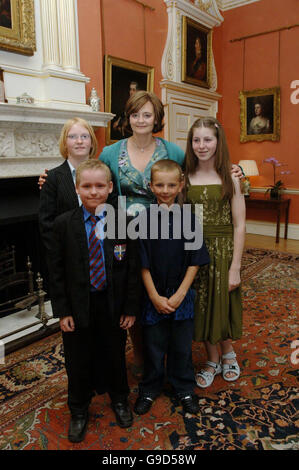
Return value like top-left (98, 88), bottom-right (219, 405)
top-left (100, 91), bottom-right (185, 216)
top-left (184, 117), bottom-right (246, 389)
top-left (100, 91), bottom-right (185, 373)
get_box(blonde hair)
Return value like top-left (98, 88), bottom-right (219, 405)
top-left (151, 159), bottom-right (184, 182)
top-left (76, 159), bottom-right (112, 186)
top-left (59, 117), bottom-right (98, 160)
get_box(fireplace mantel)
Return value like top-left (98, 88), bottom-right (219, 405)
top-left (0, 103), bottom-right (114, 178)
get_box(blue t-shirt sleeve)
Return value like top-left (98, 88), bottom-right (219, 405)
top-left (139, 238), bottom-right (150, 269)
top-left (188, 239), bottom-right (210, 266)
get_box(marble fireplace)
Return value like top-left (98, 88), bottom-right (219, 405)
top-left (0, 103), bottom-right (113, 353)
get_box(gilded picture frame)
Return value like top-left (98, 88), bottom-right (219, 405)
top-left (181, 16), bottom-right (212, 89)
top-left (104, 55), bottom-right (154, 145)
top-left (0, 0), bottom-right (36, 56)
top-left (239, 87), bottom-right (280, 142)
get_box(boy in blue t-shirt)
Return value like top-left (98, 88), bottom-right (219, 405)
top-left (134, 159), bottom-right (209, 416)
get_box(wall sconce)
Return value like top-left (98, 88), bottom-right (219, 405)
top-left (238, 160), bottom-right (259, 196)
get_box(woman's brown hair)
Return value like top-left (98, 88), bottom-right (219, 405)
top-left (183, 117), bottom-right (234, 200)
top-left (122, 91), bottom-right (164, 135)
top-left (59, 117), bottom-right (98, 160)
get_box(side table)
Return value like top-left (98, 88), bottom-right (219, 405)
top-left (245, 197), bottom-right (291, 243)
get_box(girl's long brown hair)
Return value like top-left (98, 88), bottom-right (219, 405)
top-left (183, 117), bottom-right (234, 200)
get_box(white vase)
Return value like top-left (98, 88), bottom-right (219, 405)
top-left (88, 88), bottom-right (101, 112)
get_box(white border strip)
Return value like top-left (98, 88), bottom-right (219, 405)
top-left (246, 220), bottom-right (299, 240)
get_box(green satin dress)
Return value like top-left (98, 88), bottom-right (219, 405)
top-left (187, 184), bottom-right (242, 344)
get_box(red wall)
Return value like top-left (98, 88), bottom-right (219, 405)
top-left (77, 0), bottom-right (299, 225)
top-left (77, 0), bottom-right (168, 149)
top-left (214, 0), bottom-right (299, 224)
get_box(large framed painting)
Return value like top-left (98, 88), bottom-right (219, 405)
top-left (0, 0), bottom-right (36, 55)
top-left (239, 87), bottom-right (280, 142)
top-left (104, 55), bottom-right (154, 145)
top-left (181, 16), bottom-right (212, 89)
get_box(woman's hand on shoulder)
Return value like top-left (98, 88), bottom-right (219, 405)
top-left (231, 173), bottom-right (244, 197)
top-left (231, 164), bottom-right (243, 180)
top-left (38, 169), bottom-right (49, 190)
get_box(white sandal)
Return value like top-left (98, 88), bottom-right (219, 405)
top-left (196, 361), bottom-right (222, 389)
top-left (221, 351), bottom-right (240, 382)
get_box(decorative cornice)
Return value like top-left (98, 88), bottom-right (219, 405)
top-left (216, 0), bottom-right (260, 11)
top-left (1, 64), bottom-right (90, 84)
top-left (161, 79), bottom-right (222, 100)
top-left (0, 103), bottom-right (113, 127)
top-left (164, 0), bottom-right (223, 28)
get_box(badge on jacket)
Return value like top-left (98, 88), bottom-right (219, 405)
top-left (114, 244), bottom-right (126, 261)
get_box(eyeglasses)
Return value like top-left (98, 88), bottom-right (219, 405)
top-left (67, 134), bottom-right (91, 141)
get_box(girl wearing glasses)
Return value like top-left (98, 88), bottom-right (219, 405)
top-left (39, 117), bottom-right (98, 255)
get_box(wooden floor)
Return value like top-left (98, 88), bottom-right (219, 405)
top-left (245, 233), bottom-right (299, 254)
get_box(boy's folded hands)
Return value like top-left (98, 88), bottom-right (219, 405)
top-left (167, 290), bottom-right (186, 310)
top-left (151, 294), bottom-right (176, 315)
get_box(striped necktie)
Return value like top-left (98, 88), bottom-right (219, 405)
top-left (89, 215), bottom-right (106, 290)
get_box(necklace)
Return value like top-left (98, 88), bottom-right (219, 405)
top-left (132, 137), bottom-right (155, 153)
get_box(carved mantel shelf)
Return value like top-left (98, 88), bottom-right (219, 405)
top-left (0, 103), bottom-right (114, 178)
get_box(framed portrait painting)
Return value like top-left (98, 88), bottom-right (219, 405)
top-left (104, 55), bottom-right (154, 145)
top-left (239, 87), bottom-right (280, 142)
top-left (181, 16), bottom-right (212, 89)
top-left (0, 0), bottom-right (35, 55)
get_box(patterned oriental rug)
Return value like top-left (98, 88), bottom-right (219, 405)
top-left (0, 248), bottom-right (298, 451)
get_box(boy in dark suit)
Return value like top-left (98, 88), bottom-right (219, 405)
top-left (48, 159), bottom-right (140, 443)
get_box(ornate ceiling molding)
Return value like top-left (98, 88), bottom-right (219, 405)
top-left (216, 0), bottom-right (260, 11)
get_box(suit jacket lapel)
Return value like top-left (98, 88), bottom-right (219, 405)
top-left (71, 207), bottom-right (90, 273)
top-left (57, 160), bottom-right (79, 208)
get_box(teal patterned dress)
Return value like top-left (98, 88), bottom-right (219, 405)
top-left (118, 138), bottom-right (169, 216)
top-left (187, 184), bottom-right (243, 344)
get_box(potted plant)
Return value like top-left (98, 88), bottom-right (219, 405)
top-left (263, 157), bottom-right (290, 199)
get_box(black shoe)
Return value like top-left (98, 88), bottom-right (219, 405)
top-left (181, 395), bottom-right (199, 414)
top-left (68, 414), bottom-right (89, 443)
top-left (112, 401), bottom-right (133, 428)
top-left (134, 396), bottom-right (154, 415)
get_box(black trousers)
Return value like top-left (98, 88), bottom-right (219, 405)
top-left (62, 290), bottom-right (129, 416)
top-left (138, 318), bottom-right (196, 399)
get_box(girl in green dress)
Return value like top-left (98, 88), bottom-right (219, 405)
top-left (184, 117), bottom-right (246, 388)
